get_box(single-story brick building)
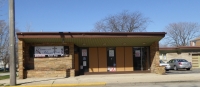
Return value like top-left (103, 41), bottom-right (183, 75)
top-left (17, 32), bottom-right (166, 79)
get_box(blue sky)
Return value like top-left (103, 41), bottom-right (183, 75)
top-left (0, 0), bottom-right (200, 32)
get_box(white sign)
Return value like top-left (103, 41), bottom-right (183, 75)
top-left (54, 46), bottom-right (64, 55)
top-left (135, 50), bottom-right (140, 57)
top-left (83, 61), bottom-right (87, 66)
top-left (82, 49), bottom-right (87, 56)
top-left (34, 46), bottom-right (64, 57)
top-left (109, 50), bottom-right (114, 57)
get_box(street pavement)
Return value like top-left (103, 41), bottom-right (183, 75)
top-left (0, 68), bottom-right (200, 87)
top-left (81, 81), bottom-right (200, 87)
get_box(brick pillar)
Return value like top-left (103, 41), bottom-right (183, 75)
top-left (69, 44), bottom-right (74, 69)
top-left (69, 43), bottom-right (75, 77)
top-left (150, 41), bottom-right (160, 73)
top-left (18, 40), bottom-right (25, 79)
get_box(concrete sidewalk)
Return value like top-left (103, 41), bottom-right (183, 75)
top-left (0, 73), bottom-right (9, 76)
top-left (1, 73), bottom-right (200, 87)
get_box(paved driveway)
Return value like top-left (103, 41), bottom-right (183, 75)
top-left (166, 68), bottom-right (200, 74)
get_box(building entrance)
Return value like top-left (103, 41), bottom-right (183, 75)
top-left (107, 48), bottom-right (116, 72)
top-left (79, 48), bottom-right (89, 75)
top-left (133, 47), bottom-right (150, 71)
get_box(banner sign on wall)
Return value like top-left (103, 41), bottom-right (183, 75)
top-left (35, 46), bottom-right (64, 57)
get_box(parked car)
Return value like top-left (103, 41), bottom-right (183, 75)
top-left (0, 68), bottom-right (3, 71)
top-left (167, 59), bottom-right (192, 70)
top-left (159, 60), bottom-right (170, 71)
top-left (0, 68), bottom-right (9, 71)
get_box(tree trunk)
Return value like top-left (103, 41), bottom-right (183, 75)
top-left (3, 64), bottom-right (6, 72)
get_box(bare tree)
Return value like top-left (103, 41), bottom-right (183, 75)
top-left (25, 22), bottom-right (33, 32)
top-left (92, 11), bottom-right (151, 32)
top-left (0, 20), bottom-right (9, 71)
top-left (163, 22), bottom-right (200, 47)
top-left (159, 43), bottom-right (169, 47)
top-left (0, 20), bottom-right (20, 72)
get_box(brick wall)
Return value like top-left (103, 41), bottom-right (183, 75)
top-left (18, 41), bottom-right (75, 79)
top-left (195, 40), bottom-right (200, 46)
top-left (150, 41), bottom-right (160, 73)
top-left (165, 53), bottom-right (192, 62)
top-left (18, 40), bottom-right (25, 79)
top-left (27, 70), bottom-right (66, 78)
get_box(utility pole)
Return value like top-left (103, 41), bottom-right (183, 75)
top-left (9, 0), bottom-right (16, 86)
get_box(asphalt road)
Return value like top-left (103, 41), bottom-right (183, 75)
top-left (166, 68), bottom-right (200, 74)
top-left (79, 81), bottom-right (200, 87)
top-left (108, 81), bottom-right (200, 87)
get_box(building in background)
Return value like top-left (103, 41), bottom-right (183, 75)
top-left (159, 46), bottom-right (200, 69)
top-left (190, 37), bottom-right (200, 46)
top-left (160, 36), bottom-right (200, 68)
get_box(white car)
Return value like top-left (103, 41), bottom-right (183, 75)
top-left (160, 60), bottom-right (170, 71)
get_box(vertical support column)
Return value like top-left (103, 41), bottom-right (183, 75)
top-left (69, 44), bottom-right (74, 69)
top-left (18, 40), bottom-right (24, 79)
top-left (74, 53), bottom-right (79, 75)
top-left (69, 43), bottom-right (75, 77)
top-left (150, 41), bottom-right (160, 73)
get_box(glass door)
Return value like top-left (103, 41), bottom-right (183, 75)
top-left (79, 48), bottom-right (89, 75)
top-left (133, 47), bottom-right (149, 71)
top-left (107, 48), bottom-right (116, 72)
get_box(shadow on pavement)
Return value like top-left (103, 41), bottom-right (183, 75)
top-left (166, 68), bottom-right (200, 74)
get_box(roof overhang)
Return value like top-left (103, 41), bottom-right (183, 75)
top-left (160, 46), bottom-right (200, 54)
top-left (17, 32), bottom-right (166, 47)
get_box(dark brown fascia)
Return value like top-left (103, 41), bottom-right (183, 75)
top-left (159, 46), bottom-right (200, 51)
top-left (179, 46), bottom-right (200, 50)
top-left (17, 32), bottom-right (166, 39)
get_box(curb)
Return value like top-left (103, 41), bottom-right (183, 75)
top-left (7, 82), bottom-right (106, 87)
top-left (106, 80), bottom-right (200, 86)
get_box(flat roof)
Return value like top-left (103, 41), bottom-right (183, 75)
top-left (17, 32), bottom-right (166, 38)
top-left (17, 32), bottom-right (166, 47)
top-left (160, 46), bottom-right (200, 53)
